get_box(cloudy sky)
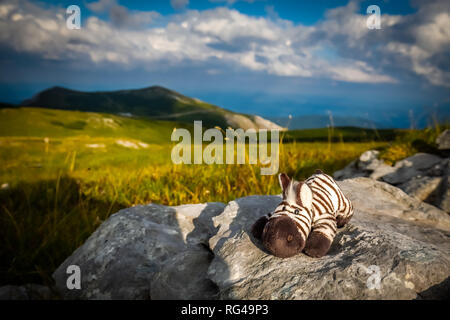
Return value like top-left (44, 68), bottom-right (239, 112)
top-left (0, 0), bottom-right (449, 127)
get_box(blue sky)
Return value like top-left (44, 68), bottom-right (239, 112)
top-left (0, 0), bottom-right (449, 127)
top-left (39, 0), bottom-right (417, 24)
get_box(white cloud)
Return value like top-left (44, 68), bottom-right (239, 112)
top-left (86, 0), bottom-right (160, 28)
top-left (86, 0), bottom-right (116, 13)
top-left (171, 0), bottom-right (189, 11)
top-left (0, 0), bottom-right (448, 86)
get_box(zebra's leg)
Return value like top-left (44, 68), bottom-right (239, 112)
top-left (336, 213), bottom-right (352, 228)
top-left (336, 203), bottom-right (354, 228)
top-left (304, 213), bottom-right (337, 258)
top-left (251, 215), bottom-right (269, 240)
top-left (337, 199), bottom-right (354, 228)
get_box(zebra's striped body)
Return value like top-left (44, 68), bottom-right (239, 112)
top-left (305, 171), bottom-right (353, 240)
top-left (252, 170), bottom-right (354, 258)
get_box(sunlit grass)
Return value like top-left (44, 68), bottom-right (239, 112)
top-left (379, 126), bottom-right (446, 164)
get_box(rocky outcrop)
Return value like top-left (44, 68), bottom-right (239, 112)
top-left (436, 129), bottom-right (450, 151)
top-left (208, 179), bottom-right (450, 300)
top-left (52, 202), bottom-right (225, 299)
top-left (398, 176), bottom-right (442, 202)
top-left (51, 178), bottom-right (450, 300)
top-left (334, 151), bottom-right (450, 213)
top-left (334, 150), bottom-right (396, 181)
top-left (381, 153), bottom-right (443, 185)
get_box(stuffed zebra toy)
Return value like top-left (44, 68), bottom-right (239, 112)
top-left (251, 169), bottom-right (354, 258)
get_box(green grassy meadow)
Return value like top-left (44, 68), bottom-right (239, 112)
top-left (0, 107), bottom-right (445, 287)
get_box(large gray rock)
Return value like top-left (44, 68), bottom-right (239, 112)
top-left (437, 176), bottom-right (450, 213)
top-left (338, 178), bottom-right (450, 230)
top-left (433, 160), bottom-right (450, 213)
top-left (386, 156), bottom-right (450, 213)
top-left (333, 159), bottom-right (362, 180)
top-left (382, 153), bottom-right (443, 185)
top-left (207, 178), bottom-right (450, 300)
top-left (51, 178), bottom-right (450, 300)
top-left (398, 176), bottom-right (442, 202)
top-left (334, 151), bottom-right (450, 212)
top-left (436, 129), bottom-right (450, 150)
top-left (334, 150), bottom-right (396, 181)
top-left (52, 202), bottom-right (226, 299)
top-left (150, 246), bottom-right (218, 299)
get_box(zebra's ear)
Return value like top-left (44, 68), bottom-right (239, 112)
top-left (296, 182), bottom-right (313, 209)
top-left (278, 173), bottom-right (291, 195)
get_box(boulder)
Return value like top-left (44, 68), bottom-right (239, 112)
top-left (436, 129), bottom-right (450, 150)
top-left (334, 150), bottom-right (395, 181)
top-left (338, 178), bottom-right (450, 230)
top-left (334, 151), bottom-right (450, 212)
top-left (333, 159), bottom-right (362, 180)
top-left (207, 178), bottom-right (450, 300)
top-left (437, 176), bottom-right (450, 213)
top-left (381, 153), bottom-right (443, 185)
top-left (385, 156), bottom-right (449, 213)
top-left (150, 246), bottom-right (218, 299)
top-left (397, 176), bottom-right (442, 202)
top-left (51, 178), bottom-right (450, 300)
top-left (52, 202), bottom-right (225, 299)
top-left (433, 161), bottom-right (450, 213)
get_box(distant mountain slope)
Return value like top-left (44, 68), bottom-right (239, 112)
top-left (0, 107), bottom-right (183, 144)
top-left (269, 115), bottom-right (382, 130)
top-left (1, 107), bottom-right (402, 145)
top-left (22, 86), bottom-right (283, 130)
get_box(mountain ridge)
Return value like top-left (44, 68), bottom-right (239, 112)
top-left (22, 85), bottom-right (283, 130)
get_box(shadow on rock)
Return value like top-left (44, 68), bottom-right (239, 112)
top-left (416, 276), bottom-right (450, 300)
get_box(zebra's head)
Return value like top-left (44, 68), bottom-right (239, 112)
top-left (261, 173), bottom-right (314, 258)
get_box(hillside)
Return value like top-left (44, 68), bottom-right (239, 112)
top-left (22, 86), bottom-right (283, 130)
top-left (0, 108), bottom-right (408, 144)
top-left (0, 107), bottom-right (182, 144)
